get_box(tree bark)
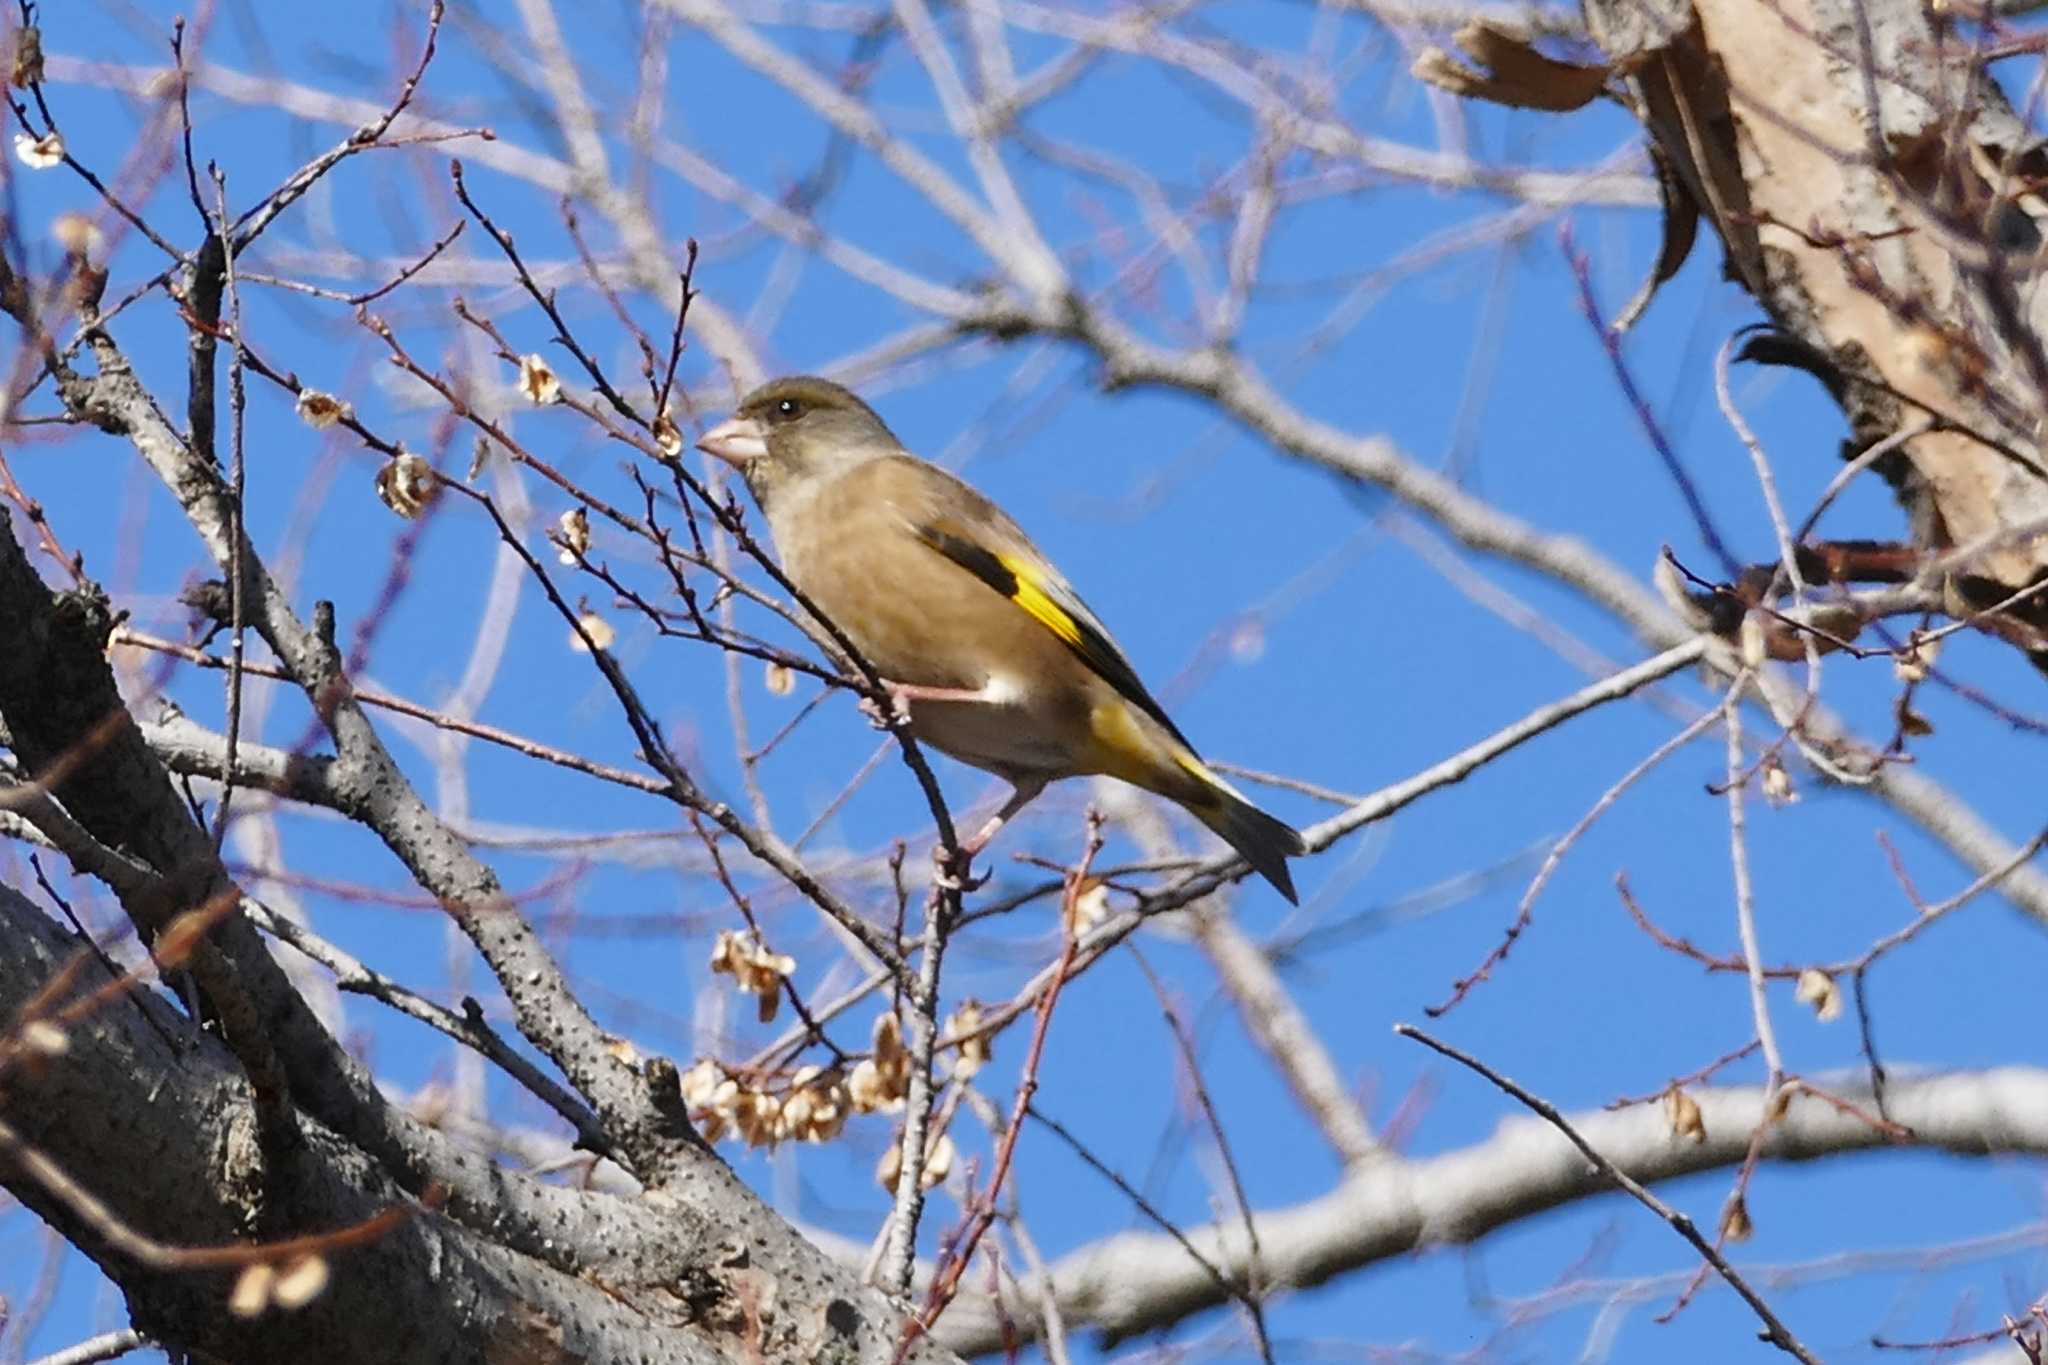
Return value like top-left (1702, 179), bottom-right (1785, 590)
top-left (1582, 0), bottom-right (2048, 661)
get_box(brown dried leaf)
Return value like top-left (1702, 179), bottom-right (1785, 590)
top-left (1412, 21), bottom-right (1609, 111)
top-left (1719, 1192), bottom-right (1754, 1242)
top-left (1664, 1086), bottom-right (1706, 1143)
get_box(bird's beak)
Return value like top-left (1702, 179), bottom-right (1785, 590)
top-left (697, 416), bottom-right (768, 468)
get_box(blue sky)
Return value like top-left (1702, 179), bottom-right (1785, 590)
top-left (4, 2), bottom-right (2045, 1361)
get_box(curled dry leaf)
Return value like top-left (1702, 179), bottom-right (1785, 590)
top-left (556, 506), bottom-right (590, 565)
top-left (1412, 20), bottom-right (1609, 111)
top-left (946, 1000), bottom-right (991, 1080)
top-left (763, 661), bottom-right (794, 697)
top-left (14, 130), bottom-right (62, 169)
top-left (1066, 877), bottom-right (1109, 936)
top-left (1719, 1192), bottom-right (1754, 1243)
top-left (1761, 756), bottom-right (1797, 806)
top-left (374, 452), bottom-right (438, 520)
top-left (1664, 1085), bottom-right (1706, 1143)
top-left (12, 25), bottom-right (43, 87)
top-left (653, 409), bottom-right (683, 458)
top-left (679, 1059), bottom-right (737, 1144)
top-left (569, 611), bottom-right (615, 654)
top-left (877, 1128), bottom-right (955, 1194)
top-left (51, 212), bottom-right (102, 259)
top-left (294, 388), bottom-right (351, 430)
top-left (1738, 613), bottom-right (1768, 669)
top-left (779, 1065), bottom-right (850, 1144)
top-left (1795, 967), bottom-right (1843, 1022)
top-left (518, 353), bottom-right (561, 404)
top-left (1895, 633), bottom-right (1939, 684)
top-left (708, 928), bottom-right (795, 1021)
top-left (847, 1011), bottom-right (910, 1113)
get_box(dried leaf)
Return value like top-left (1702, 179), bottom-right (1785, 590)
top-left (569, 611), bottom-right (615, 653)
top-left (947, 1001), bottom-right (990, 1080)
top-left (1066, 877), bottom-right (1110, 935)
top-left (51, 212), bottom-right (101, 259)
top-left (1613, 145), bottom-right (1700, 333)
top-left (556, 506), bottom-right (590, 565)
top-left (374, 452), bottom-right (438, 519)
top-left (518, 353), bottom-right (561, 404)
top-left (294, 389), bottom-right (350, 430)
top-left (12, 26), bottom-right (43, 87)
top-left (1664, 1086), bottom-right (1706, 1143)
top-left (1739, 613), bottom-right (1768, 669)
top-left (1412, 21), bottom-right (1609, 111)
top-left (1719, 1192), bottom-right (1754, 1242)
top-left (653, 409), bottom-right (683, 458)
top-left (14, 130), bottom-right (62, 169)
top-left (1794, 967), bottom-right (1843, 1022)
top-left (1761, 756), bottom-right (1797, 806)
top-left (1894, 633), bottom-right (1939, 684)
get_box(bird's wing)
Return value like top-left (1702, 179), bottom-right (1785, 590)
top-left (907, 497), bottom-right (1198, 755)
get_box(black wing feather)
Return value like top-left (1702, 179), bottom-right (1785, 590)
top-left (913, 520), bottom-right (1196, 752)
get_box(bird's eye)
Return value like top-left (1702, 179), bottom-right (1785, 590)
top-left (776, 397), bottom-right (802, 418)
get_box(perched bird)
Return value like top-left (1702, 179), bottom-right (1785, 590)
top-left (698, 377), bottom-right (1306, 902)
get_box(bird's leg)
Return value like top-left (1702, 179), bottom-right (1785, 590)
top-left (859, 679), bottom-right (991, 730)
top-left (935, 779), bottom-right (1045, 891)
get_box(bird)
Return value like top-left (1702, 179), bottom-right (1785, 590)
top-left (697, 376), bottom-right (1306, 903)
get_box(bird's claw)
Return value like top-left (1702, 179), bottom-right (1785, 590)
top-left (859, 688), bottom-right (912, 731)
top-left (933, 843), bottom-right (990, 893)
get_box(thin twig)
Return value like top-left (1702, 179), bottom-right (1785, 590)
top-left (1395, 1025), bottom-right (1822, 1365)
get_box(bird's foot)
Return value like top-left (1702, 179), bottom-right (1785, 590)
top-left (932, 842), bottom-right (991, 894)
top-left (859, 686), bottom-right (912, 731)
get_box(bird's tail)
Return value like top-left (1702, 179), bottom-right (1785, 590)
top-left (1191, 781), bottom-right (1306, 904)
top-left (1090, 700), bottom-right (1306, 902)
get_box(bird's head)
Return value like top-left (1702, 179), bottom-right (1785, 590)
top-left (698, 376), bottom-right (900, 511)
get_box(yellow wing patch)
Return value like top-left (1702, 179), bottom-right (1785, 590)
top-left (998, 554), bottom-right (1087, 650)
top-left (913, 517), bottom-right (1197, 752)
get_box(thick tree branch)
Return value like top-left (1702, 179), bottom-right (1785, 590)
top-left (933, 1066), bottom-right (2048, 1353)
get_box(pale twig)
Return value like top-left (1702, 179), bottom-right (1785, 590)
top-left (1395, 1026), bottom-right (1821, 1365)
top-left (1430, 691), bottom-right (1730, 1015)
top-left (1132, 947), bottom-right (1274, 1364)
top-left (953, 641), bottom-right (1713, 1053)
top-left (1103, 786), bottom-right (1381, 1165)
top-left (909, 817), bottom-right (1100, 1345)
top-left (112, 630), bottom-right (672, 797)
top-left (1794, 418), bottom-right (1934, 543)
top-left (663, 0), bottom-right (1062, 296)
top-left (882, 890), bottom-right (954, 1296)
top-left (892, 0), bottom-right (1061, 295)
top-left (1724, 680), bottom-right (1787, 1085)
top-left (23, 1329), bottom-right (153, 1365)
